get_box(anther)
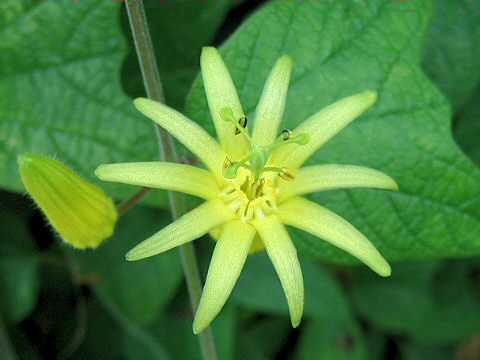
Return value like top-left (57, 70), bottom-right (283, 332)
top-left (251, 178), bottom-right (265, 198)
top-left (278, 167), bottom-right (295, 181)
top-left (235, 115), bottom-right (247, 135)
top-left (282, 129), bottom-right (292, 141)
top-left (223, 157), bottom-right (233, 170)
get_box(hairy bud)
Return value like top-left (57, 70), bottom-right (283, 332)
top-left (18, 153), bottom-right (117, 249)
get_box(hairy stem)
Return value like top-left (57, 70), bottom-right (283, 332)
top-left (125, 2), bottom-right (217, 359)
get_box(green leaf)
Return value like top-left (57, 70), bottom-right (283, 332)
top-left (0, 198), bottom-right (40, 324)
top-left (296, 319), bottom-right (367, 360)
top-left (122, 0), bottom-right (234, 111)
top-left (236, 317), bottom-right (291, 360)
top-left (187, 2), bottom-right (480, 263)
top-left (0, 1), bottom-right (231, 207)
top-left (72, 297), bottom-right (125, 360)
top-left (211, 304), bottom-right (236, 360)
top-left (0, 255), bottom-right (40, 324)
top-left (232, 252), bottom-right (351, 321)
top-left (0, 1), bottom-right (160, 202)
top-left (454, 85), bottom-right (480, 166)
top-left (76, 206), bottom-right (183, 326)
top-left (421, 1), bottom-right (480, 111)
top-left (399, 342), bottom-right (453, 360)
top-left (351, 259), bottom-right (480, 345)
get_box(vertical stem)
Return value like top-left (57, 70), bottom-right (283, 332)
top-left (124, 2), bottom-right (218, 360)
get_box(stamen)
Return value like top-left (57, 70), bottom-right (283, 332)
top-left (278, 167), bottom-right (295, 181)
top-left (266, 130), bottom-right (310, 152)
top-left (220, 107), bottom-right (251, 140)
top-left (223, 159), bottom-right (251, 179)
top-left (223, 157), bottom-right (233, 170)
top-left (235, 115), bottom-right (247, 135)
top-left (251, 178), bottom-right (265, 198)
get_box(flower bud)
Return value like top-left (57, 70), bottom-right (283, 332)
top-left (18, 153), bottom-right (117, 249)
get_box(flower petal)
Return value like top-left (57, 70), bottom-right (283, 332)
top-left (270, 91), bottom-right (378, 169)
top-left (193, 221), bottom-right (255, 334)
top-left (252, 215), bottom-right (304, 327)
top-left (133, 98), bottom-right (225, 179)
top-left (201, 47), bottom-right (250, 160)
top-left (95, 162), bottom-right (219, 200)
top-left (126, 199), bottom-right (234, 261)
top-left (277, 197), bottom-right (391, 276)
top-left (278, 164), bottom-right (398, 202)
top-left (252, 55), bottom-right (293, 147)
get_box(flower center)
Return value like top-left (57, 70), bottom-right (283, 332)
top-left (218, 106), bottom-right (311, 222)
top-left (219, 167), bottom-right (277, 222)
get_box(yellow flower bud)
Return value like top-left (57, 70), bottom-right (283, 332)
top-left (18, 153), bottom-right (118, 249)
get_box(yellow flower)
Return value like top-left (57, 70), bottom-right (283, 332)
top-left (95, 47), bottom-right (397, 333)
top-left (18, 152), bottom-right (118, 249)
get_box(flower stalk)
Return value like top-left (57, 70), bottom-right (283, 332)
top-left (124, 1), bottom-right (218, 359)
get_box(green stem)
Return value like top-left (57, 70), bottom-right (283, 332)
top-left (117, 187), bottom-right (152, 216)
top-left (124, 2), bottom-right (218, 360)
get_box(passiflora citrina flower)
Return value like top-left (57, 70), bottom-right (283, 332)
top-left (18, 153), bottom-right (118, 249)
top-left (95, 47), bottom-right (397, 333)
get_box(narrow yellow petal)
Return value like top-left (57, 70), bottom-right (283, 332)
top-left (126, 199), bottom-right (234, 261)
top-left (252, 215), bottom-right (304, 327)
top-left (277, 197), bottom-right (391, 277)
top-left (133, 98), bottom-right (225, 179)
top-left (193, 221), bottom-right (255, 334)
top-left (271, 91), bottom-right (378, 169)
top-left (278, 164), bottom-right (398, 202)
top-left (95, 162), bottom-right (219, 200)
top-left (200, 47), bottom-right (250, 160)
top-left (252, 55), bottom-right (293, 147)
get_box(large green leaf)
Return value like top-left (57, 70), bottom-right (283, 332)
top-left (187, 2), bottom-right (480, 263)
top-left (295, 319), bottom-right (367, 360)
top-left (351, 259), bottom-right (480, 345)
top-left (0, 1), bottom-right (230, 207)
top-left (421, 1), bottom-right (480, 111)
top-left (0, 1), bottom-right (157, 200)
